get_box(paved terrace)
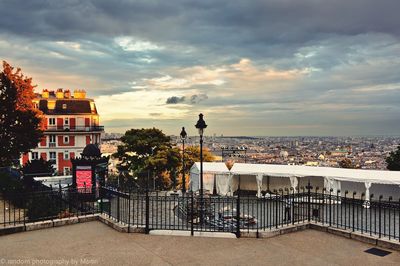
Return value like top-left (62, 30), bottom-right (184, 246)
top-left (1, 221), bottom-right (399, 265)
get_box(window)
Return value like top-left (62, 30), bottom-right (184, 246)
top-left (64, 151), bottom-right (69, 160)
top-left (62, 104), bottom-right (67, 109)
top-left (64, 118), bottom-right (69, 125)
top-left (31, 152), bottom-right (39, 160)
top-left (49, 152), bottom-right (56, 162)
top-left (49, 135), bottom-right (56, 143)
top-left (63, 167), bottom-right (71, 176)
top-left (49, 118), bottom-right (56, 125)
top-left (64, 136), bottom-right (69, 144)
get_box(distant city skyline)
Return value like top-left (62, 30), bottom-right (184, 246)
top-left (1, 0), bottom-right (400, 136)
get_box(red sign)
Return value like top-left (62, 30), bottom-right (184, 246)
top-left (76, 170), bottom-right (92, 189)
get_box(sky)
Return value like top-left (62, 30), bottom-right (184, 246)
top-left (1, 0), bottom-right (400, 136)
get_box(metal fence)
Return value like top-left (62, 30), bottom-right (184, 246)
top-left (1, 185), bottom-right (399, 241)
top-left (100, 186), bottom-right (400, 240)
top-left (1, 187), bottom-right (98, 227)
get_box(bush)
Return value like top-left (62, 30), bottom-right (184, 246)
top-left (25, 192), bottom-right (61, 222)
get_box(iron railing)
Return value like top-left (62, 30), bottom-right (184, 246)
top-left (1, 186), bottom-right (98, 227)
top-left (99, 186), bottom-right (400, 240)
top-left (1, 185), bottom-right (400, 241)
top-left (45, 126), bottom-right (104, 132)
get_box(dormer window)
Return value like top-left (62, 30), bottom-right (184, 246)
top-left (62, 103), bottom-right (67, 109)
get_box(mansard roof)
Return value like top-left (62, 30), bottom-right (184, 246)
top-left (38, 99), bottom-right (98, 115)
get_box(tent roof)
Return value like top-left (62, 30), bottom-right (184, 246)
top-left (230, 163), bottom-right (400, 185)
top-left (190, 162), bottom-right (230, 174)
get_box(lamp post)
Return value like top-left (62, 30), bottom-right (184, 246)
top-left (180, 127), bottom-right (187, 193)
top-left (195, 113), bottom-right (207, 224)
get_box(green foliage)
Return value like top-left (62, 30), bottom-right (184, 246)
top-left (386, 145), bottom-right (400, 171)
top-left (22, 158), bottom-right (55, 178)
top-left (0, 61), bottom-right (43, 167)
top-left (114, 128), bottom-right (217, 190)
top-left (114, 128), bottom-right (180, 189)
top-left (22, 158), bottom-right (55, 189)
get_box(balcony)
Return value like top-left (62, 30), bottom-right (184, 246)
top-left (45, 126), bottom-right (104, 132)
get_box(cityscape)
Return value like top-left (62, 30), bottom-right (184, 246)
top-left (1, 0), bottom-right (400, 265)
top-left (103, 134), bottom-right (400, 172)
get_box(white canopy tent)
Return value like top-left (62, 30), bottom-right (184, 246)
top-left (229, 163), bottom-right (400, 199)
top-left (189, 162), bottom-right (231, 195)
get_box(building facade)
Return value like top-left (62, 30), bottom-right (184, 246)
top-left (21, 89), bottom-right (104, 176)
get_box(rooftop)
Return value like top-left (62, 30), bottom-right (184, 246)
top-left (1, 221), bottom-right (399, 265)
top-left (33, 89), bottom-right (98, 115)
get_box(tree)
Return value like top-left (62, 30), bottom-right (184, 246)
top-left (175, 145), bottom-right (215, 190)
top-left (386, 145), bottom-right (400, 171)
top-left (149, 146), bottom-right (181, 189)
top-left (183, 145), bottom-right (215, 169)
top-left (0, 61), bottom-right (43, 167)
top-left (114, 128), bottom-right (180, 189)
top-left (22, 158), bottom-right (55, 188)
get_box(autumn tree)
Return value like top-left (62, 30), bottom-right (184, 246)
top-left (0, 61), bottom-right (43, 167)
top-left (175, 145), bottom-right (215, 190)
top-left (386, 145), bottom-right (400, 171)
top-left (338, 158), bottom-right (357, 169)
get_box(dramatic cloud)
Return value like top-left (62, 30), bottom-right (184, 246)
top-left (1, 0), bottom-right (400, 135)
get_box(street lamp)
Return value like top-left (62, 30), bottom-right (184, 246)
top-left (195, 113), bottom-right (207, 224)
top-left (180, 127), bottom-right (187, 193)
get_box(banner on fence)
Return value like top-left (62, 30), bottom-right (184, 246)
top-left (76, 166), bottom-right (92, 190)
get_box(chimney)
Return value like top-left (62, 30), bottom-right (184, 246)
top-left (42, 89), bottom-right (49, 98)
top-left (64, 89), bottom-right (71, 98)
top-left (56, 88), bottom-right (64, 99)
top-left (73, 89), bottom-right (86, 99)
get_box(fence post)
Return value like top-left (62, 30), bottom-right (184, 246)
top-left (291, 187), bottom-right (294, 225)
top-left (58, 184), bottom-right (62, 218)
top-left (128, 188), bottom-right (131, 233)
top-left (379, 195), bottom-right (382, 238)
top-left (145, 187), bottom-right (150, 234)
top-left (274, 189), bottom-right (278, 229)
top-left (329, 189), bottom-right (332, 227)
top-left (236, 175), bottom-right (241, 238)
top-left (352, 192), bottom-right (356, 232)
top-left (2, 188), bottom-right (6, 227)
top-left (190, 192), bottom-right (194, 236)
top-left (388, 196), bottom-right (392, 240)
top-left (321, 188), bottom-right (325, 224)
top-left (100, 187), bottom-right (103, 214)
top-left (307, 180), bottom-right (311, 222)
top-left (117, 190), bottom-right (120, 223)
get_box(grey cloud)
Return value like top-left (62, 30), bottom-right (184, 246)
top-left (1, 1), bottom-right (400, 46)
top-left (190, 94), bottom-right (208, 104)
top-left (166, 96), bottom-right (186, 104)
top-left (1, 0), bottom-right (400, 135)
